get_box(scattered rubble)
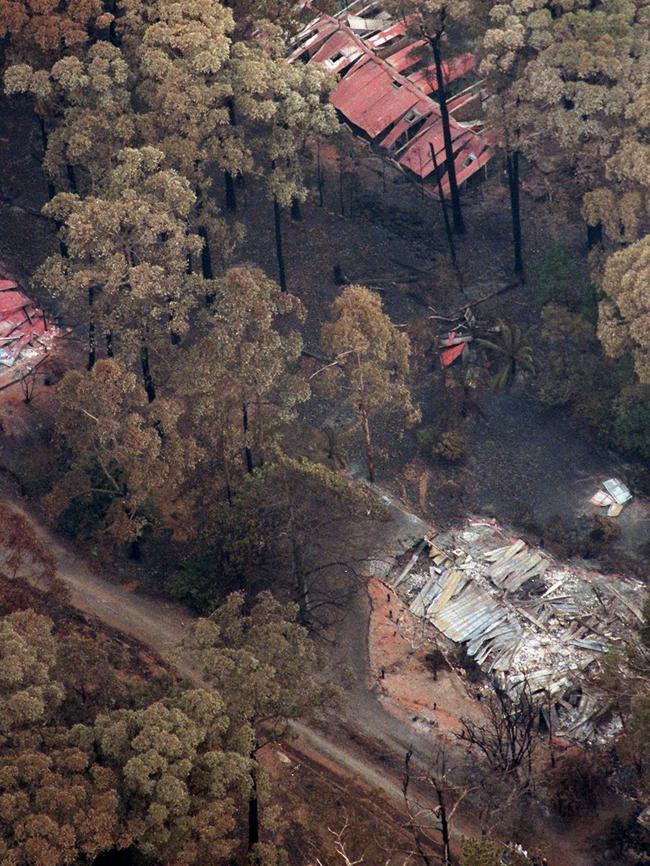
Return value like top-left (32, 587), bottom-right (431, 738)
top-left (389, 518), bottom-right (646, 741)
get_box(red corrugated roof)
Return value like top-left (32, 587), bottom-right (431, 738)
top-left (0, 290), bottom-right (32, 314)
top-left (407, 52), bottom-right (476, 92)
top-left (288, 18), bottom-right (338, 62)
top-left (385, 39), bottom-right (427, 73)
top-left (398, 122), bottom-right (473, 178)
top-left (332, 62), bottom-right (421, 138)
top-left (293, 6), bottom-right (491, 193)
top-left (364, 19), bottom-right (408, 48)
top-left (0, 280), bottom-right (17, 290)
top-left (311, 30), bottom-right (364, 73)
top-left (380, 97), bottom-right (436, 150)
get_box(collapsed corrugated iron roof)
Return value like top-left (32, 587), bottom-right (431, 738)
top-left (0, 279), bottom-right (56, 390)
top-left (291, 3), bottom-right (491, 195)
top-left (392, 520), bottom-right (647, 741)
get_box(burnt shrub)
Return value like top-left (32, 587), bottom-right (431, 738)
top-left (546, 747), bottom-right (609, 817)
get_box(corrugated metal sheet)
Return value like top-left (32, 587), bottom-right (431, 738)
top-left (380, 97), bottom-right (435, 150)
top-left (407, 53), bottom-right (475, 91)
top-left (364, 19), bottom-right (409, 48)
top-left (331, 61), bottom-right (421, 139)
top-left (292, 7), bottom-right (491, 193)
top-left (398, 121), bottom-right (472, 177)
top-left (385, 39), bottom-right (427, 73)
top-left (288, 18), bottom-right (338, 62)
top-left (311, 30), bottom-right (364, 74)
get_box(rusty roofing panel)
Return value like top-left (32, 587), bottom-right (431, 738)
top-left (0, 290), bottom-right (33, 314)
top-left (380, 96), bottom-right (436, 150)
top-left (311, 29), bottom-right (364, 73)
top-left (365, 19), bottom-right (408, 48)
top-left (408, 52), bottom-right (476, 92)
top-left (385, 39), bottom-right (427, 73)
top-left (332, 61), bottom-right (421, 139)
top-left (398, 120), bottom-right (473, 177)
top-left (288, 18), bottom-right (338, 62)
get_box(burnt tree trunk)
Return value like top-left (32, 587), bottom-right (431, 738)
top-left (360, 403), bottom-right (375, 483)
top-left (140, 344), bottom-right (156, 403)
top-left (587, 221), bottom-right (603, 249)
top-left (224, 99), bottom-right (238, 213)
top-left (273, 197), bottom-right (287, 291)
top-left (291, 197), bottom-right (302, 220)
top-left (506, 148), bottom-right (524, 277)
top-left (198, 224), bottom-right (213, 280)
top-left (242, 402), bottom-right (254, 474)
top-left (247, 761), bottom-right (260, 864)
top-left (428, 142), bottom-right (458, 270)
top-left (430, 33), bottom-right (465, 235)
top-left (317, 141), bottom-right (324, 206)
top-left (87, 286), bottom-right (96, 370)
top-left (433, 779), bottom-right (452, 866)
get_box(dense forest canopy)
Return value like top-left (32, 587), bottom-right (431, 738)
top-left (0, 0), bottom-right (649, 864)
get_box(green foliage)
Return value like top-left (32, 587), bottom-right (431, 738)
top-left (416, 425), bottom-right (438, 448)
top-left (535, 303), bottom-right (603, 407)
top-left (612, 384), bottom-right (650, 461)
top-left (434, 429), bottom-right (466, 462)
top-left (0, 611), bottom-right (63, 741)
top-left (479, 320), bottom-right (534, 390)
top-left (183, 590), bottom-right (340, 734)
top-left (321, 285), bottom-right (420, 481)
top-left (529, 244), bottom-right (598, 320)
top-left (46, 360), bottom-right (200, 547)
top-left (461, 837), bottom-right (530, 866)
top-left (164, 556), bottom-right (223, 614)
top-left (94, 689), bottom-right (251, 863)
top-left (195, 454), bottom-right (387, 618)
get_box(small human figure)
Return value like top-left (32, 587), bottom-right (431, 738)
top-left (388, 609), bottom-right (393, 620)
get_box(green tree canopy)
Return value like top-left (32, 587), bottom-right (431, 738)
top-left (321, 285), bottom-right (420, 482)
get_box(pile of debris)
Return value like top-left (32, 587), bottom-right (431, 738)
top-left (0, 279), bottom-right (56, 390)
top-left (590, 477), bottom-right (633, 518)
top-left (391, 519), bottom-right (646, 740)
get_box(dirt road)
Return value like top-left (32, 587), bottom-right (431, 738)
top-left (2, 493), bottom-right (593, 866)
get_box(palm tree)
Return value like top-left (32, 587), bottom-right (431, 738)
top-left (478, 320), bottom-right (534, 390)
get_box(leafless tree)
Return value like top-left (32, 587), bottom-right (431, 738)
top-left (402, 747), bottom-right (470, 866)
top-left (457, 680), bottom-right (537, 775)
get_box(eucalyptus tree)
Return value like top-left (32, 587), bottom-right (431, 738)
top-left (176, 266), bottom-right (308, 487)
top-left (321, 285), bottom-right (420, 482)
top-left (37, 146), bottom-right (203, 385)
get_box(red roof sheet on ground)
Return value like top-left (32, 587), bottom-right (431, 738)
top-left (0, 280), bottom-right (18, 290)
top-left (441, 342), bottom-right (465, 367)
top-left (0, 290), bottom-right (33, 314)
